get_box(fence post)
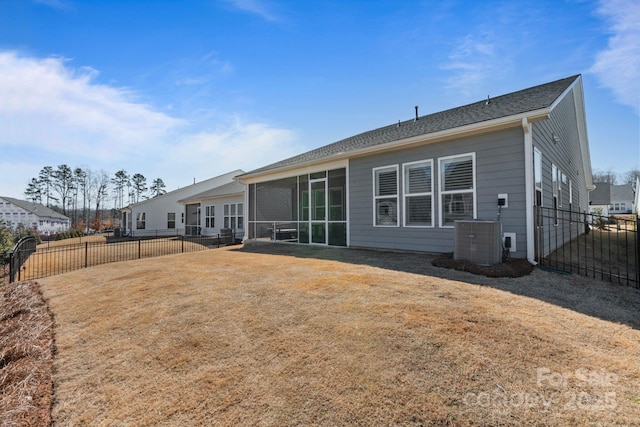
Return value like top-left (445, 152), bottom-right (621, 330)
top-left (85, 242), bottom-right (88, 269)
top-left (9, 250), bottom-right (14, 283)
top-left (138, 239), bottom-right (142, 259)
top-left (181, 235), bottom-right (184, 253)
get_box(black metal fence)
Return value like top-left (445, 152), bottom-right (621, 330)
top-left (4, 233), bottom-right (236, 284)
top-left (535, 206), bottom-right (639, 287)
top-left (8, 236), bottom-right (37, 283)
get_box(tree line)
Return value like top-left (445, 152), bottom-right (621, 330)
top-left (23, 165), bottom-right (168, 231)
top-left (591, 169), bottom-right (639, 185)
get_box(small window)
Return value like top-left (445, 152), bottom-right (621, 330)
top-left (205, 206), bottom-right (215, 228)
top-left (373, 165), bottom-right (399, 226)
top-left (534, 148), bottom-right (542, 206)
top-left (439, 153), bottom-right (475, 227)
top-left (167, 212), bottom-right (176, 229)
top-left (223, 203), bottom-right (244, 230)
top-left (136, 212), bottom-right (146, 229)
top-left (403, 160), bottom-right (433, 227)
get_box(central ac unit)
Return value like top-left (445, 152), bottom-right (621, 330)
top-left (454, 220), bottom-right (502, 266)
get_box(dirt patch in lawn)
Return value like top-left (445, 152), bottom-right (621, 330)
top-left (0, 280), bottom-right (53, 427)
top-left (34, 244), bottom-right (640, 425)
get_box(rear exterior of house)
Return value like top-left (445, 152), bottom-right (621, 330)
top-left (121, 170), bottom-right (244, 237)
top-left (239, 75), bottom-right (593, 263)
top-left (178, 181), bottom-right (246, 240)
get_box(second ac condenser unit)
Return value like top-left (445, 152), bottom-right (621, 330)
top-left (454, 220), bottom-right (502, 266)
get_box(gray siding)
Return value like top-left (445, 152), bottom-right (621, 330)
top-left (532, 86), bottom-right (591, 256)
top-left (349, 127), bottom-right (528, 256)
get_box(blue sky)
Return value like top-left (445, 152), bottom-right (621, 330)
top-left (0, 0), bottom-right (638, 200)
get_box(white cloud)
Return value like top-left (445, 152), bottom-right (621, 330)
top-left (441, 33), bottom-right (512, 98)
top-left (0, 51), bottom-right (299, 199)
top-left (591, 0), bottom-right (640, 115)
top-left (0, 52), bottom-right (181, 162)
top-left (223, 0), bottom-right (278, 21)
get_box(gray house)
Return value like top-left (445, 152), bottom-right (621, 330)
top-left (589, 182), bottom-right (635, 216)
top-left (238, 75), bottom-right (593, 263)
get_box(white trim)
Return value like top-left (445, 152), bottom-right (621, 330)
top-left (438, 152), bottom-right (476, 228)
top-left (402, 159), bottom-right (434, 228)
top-left (240, 159), bottom-right (348, 185)
top-left (523, 118), bottom-right (536, 264)
top-left (372, 164), bottom-right (400, 227)
top-left (534, 147), bottom-right (543, 206)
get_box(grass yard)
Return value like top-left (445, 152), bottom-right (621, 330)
top-left (28, 244), bottom-right (640, 425)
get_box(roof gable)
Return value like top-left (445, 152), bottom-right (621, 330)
top-left (241, 75), bottom-right (581, 178)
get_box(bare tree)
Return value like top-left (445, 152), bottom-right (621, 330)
top-left (622, 169), bottom-right (640, 185)
top-left (592, 169), bottom-right (617, 184)
top-left (94, 170), bottom-right (110, 229)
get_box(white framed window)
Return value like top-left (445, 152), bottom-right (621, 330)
top-left (224, 203), bottom-right (244, 230)
top-left (373, 165), bottom-right (399, 226)
top-left (167, 212), bottom-right (176, 229)
top-left (439, 153), bottom-right (476, 227)
top-left (136, 212), bottom-right (146, 229)
top-left (534, 148), bottom-right (542, 206)
top-left (205, 206), bottom-right (215, 228)
top-left (403, 159), bottom-right (433, 227)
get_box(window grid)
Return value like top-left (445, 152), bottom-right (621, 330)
top-left (373, 165), bottom-right (399, 227)
top-left (403, 160), bottom-right (433, 227)
top-left (439, 153), bottom-right (476, 228)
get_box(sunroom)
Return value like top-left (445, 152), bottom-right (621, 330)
top-left (246, 167), bottom-right (347, 246)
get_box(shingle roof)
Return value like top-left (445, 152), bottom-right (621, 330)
top-left (1, 197), bottom-right (69, 220)
top-left (241, 75), bottom-right (580, 177)
top-left (589, 183), bottom-right (611, 205)
top-left (178, 181), bottom-right (245, 203)
top-left (611, 184), bottom-right (634, 201)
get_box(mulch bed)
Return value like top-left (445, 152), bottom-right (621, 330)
top-left (432, 252), bottom-right (534, 278)
top-left (0, 280), bottom-right (53, 427)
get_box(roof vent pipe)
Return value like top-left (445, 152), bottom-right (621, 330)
top-left (414, 106), bottom-right (419, 121)
top-left (486, 95), bottom-right (491, 105)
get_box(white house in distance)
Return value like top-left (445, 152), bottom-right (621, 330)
top-left (589, 182), bottom-right (636, 216)
top-left (0, 196), bottom-right (70, 234)
top-left (121, 170), bottom-right (244, 237)
top-left (178, 181), bottom-right (245, 240)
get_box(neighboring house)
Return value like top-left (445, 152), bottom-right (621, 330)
top-left (588, 182), bottom-right (611, 216)
top-left (121, 170), bottom-right (244, 237)
top-left (178, 181), bottom-right (245, 240)
top-left (238, 75), bottom-right (593, 263)
top-left (609, 184), bottom-right (634, 214)
top-left (0, 197), bottom-right (70, 235)
top-left (589, 182), bottom-right (635, 215)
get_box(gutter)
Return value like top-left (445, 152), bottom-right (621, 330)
top-left (522, 117), bottom-right (537, 265)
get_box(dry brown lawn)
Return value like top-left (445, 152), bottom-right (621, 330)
top-left (34, 243), bottom-right (640, 425)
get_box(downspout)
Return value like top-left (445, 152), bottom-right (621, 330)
top-left (522, 117), bottom-right (537, 264)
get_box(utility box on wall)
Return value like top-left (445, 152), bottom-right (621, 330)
top-left (454, 220), bottom-right (502, 266)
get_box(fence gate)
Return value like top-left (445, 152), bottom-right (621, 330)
top-left (535, 206), bottom-right (639, 287)
top-left (9, 236), bottom-right (37, 283)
